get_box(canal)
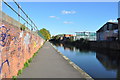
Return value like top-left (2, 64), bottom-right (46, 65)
top-left (51, 42), bottom-right (120, 79)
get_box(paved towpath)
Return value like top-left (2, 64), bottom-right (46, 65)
top-left (18, 42), bottom-right (88, 78)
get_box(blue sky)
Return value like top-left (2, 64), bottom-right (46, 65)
top-left (2, 2), bottom-right (118, 35)
top-left (3, 0), bottom-right (120, 2)
top-left (118, 1), bottom-right (120, 18)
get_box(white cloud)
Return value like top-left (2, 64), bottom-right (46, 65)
top-left (49, 16), bottom-right (56, 18)
top-left (49, 16), bottom-right (60, 19)
top-left (63, 21), bottom-right (73, 24)
top-left (62, 10), bottom-right (76, 14)
top-left (108, 19), bottom-right (118, 22)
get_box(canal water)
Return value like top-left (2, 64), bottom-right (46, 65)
top-left (52, 42), bottom-right (120, 79)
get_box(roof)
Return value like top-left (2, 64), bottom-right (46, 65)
top-left (107, 22), bottom-right (118, 24)
top-left (97, 22), bottom-right (118, 32)
top-left (117, 18), bottom-right (120, 20)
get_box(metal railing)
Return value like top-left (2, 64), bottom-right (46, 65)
top-left (2, 0), bottom-right (46, 39)
top-left (2, 0), bottom-right (38, 31)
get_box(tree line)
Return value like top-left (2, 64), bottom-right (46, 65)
top-left (39, 28), bottom-right (51, 40)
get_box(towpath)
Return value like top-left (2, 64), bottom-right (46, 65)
top-left (18, 42), bottom-right (91, 79)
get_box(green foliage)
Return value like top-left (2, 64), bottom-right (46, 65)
top-left (24, 61), bottom-right (30, 68)
top-left (20, 24), bottom-right (26, 31)
top-left (28, 58), bottom-right (32, 63)
top-left (66, 36), bottom-right (74, 42)
top-left (51, 34), bottom-right (64, 41)
top-left (12, 76), bottom-right (17, 80)
top-left (53, 35), bottom-right (60, 40)
top-left (32, 48), bottom-right (40, 58)
top-left (17, 69), bottom-right (23, 76)
top-left (33, 52), bottom-right (37, 58)
top-left (80, 38), bottom-right (84, 42)
top-left (39, 28), bottom-right (51, 40)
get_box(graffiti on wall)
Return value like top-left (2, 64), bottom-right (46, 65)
top-left (24, 33), bottom-right (30, 45)
top-left (33, 41), bottom-right (37, 48)
top-left (0, 26), bottom-right (10, 47)
top-left (0, 59), bottom-right (10, 74)
top-left (20, 31), bottom-right (23, 38)
top-left (0, 24), bottom-right (44, 78)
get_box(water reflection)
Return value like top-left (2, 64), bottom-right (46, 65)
top-left (51, 42), bottom-right (120, 79)
top-left (53, 42), bottom-right (92, 53)
top-left (96, 51), bottom-right (120, 70)
top-left (96, 51), bottom-right (120, 80)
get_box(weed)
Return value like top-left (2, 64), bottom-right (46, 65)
top-left (20, 24), bottom-right (26, 31)
top-left (28, 58), bottom-right (32, 63)
top-left (12, 76), bottom-right (17, 80)
top-left (17, 69), bottom-right (23, 76)
top-left (24, 61), bottom-right (29, 68)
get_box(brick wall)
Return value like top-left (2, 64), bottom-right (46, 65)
top-left (0, 11), bottom-right (45, 78)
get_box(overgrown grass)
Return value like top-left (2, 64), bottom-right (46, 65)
top-left (28, 58), bottom-right (32, 63)
top-left (17, 69), bottom-right (23, 76)
top-left (33, 52), bottom-right (37, 58)
top-left (20, 24), bottom-right (26, 31)
top-left (12, 76), bottom-right (17, 80)
top-left (23, 61), bottom-right (30, 69)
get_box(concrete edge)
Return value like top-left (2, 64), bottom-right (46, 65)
top-left (50, 42), bottom-right (94, 80)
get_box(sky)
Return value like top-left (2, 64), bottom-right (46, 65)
top-left (118, 1), bottom-right (120, 18)
top-left (3, 0), bottom-right (120, 2)
top-left (2, 2), bottom-right (118, 35)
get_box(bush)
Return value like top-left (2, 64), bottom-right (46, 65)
top-left (28, 58), bottom-right (32, 63)
top-left (17, 69), bottom-right (23, 76)
top-left (39, 28), bottom-right (51, 40)
top-left (20, 24), bottom-right (26, 31)
top-left (33, 53), bottom-right (37, 58)
top-left (12, 76), bottom-right (17, 80)
top-left (24, 61), bottom-right (29, 68)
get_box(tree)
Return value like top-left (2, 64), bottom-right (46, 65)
top-left (39, 28), bottom-right (51, 40)
top-left (20, 24), bottom-right (26, 31)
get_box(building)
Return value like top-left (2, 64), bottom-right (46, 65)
top-left (75, 32), bottom-right (96, 41)
top-left (64, 34), bottom-right (74, 37)
top-left (54, 34), bottom-right (75, 41)
top-left (63, 34), bottom-right (75, 41)
top-left (97, 22), bottom-right (118, 41)
top-left (117, 18), bottom-right (120, 40)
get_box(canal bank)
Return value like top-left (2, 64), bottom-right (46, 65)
top-left (18, 42), bottom-right (93, 79)
top-left (89, 41), bottom-right (120, 51)
top-left (52, 40), bottom-right (120, 51)
top-left (51, 43), bottom-right (93, 79)
top-left (51, 42), bottom-right (120, 79)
